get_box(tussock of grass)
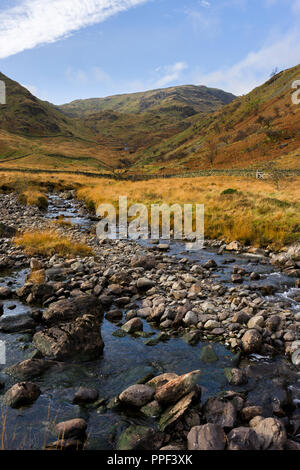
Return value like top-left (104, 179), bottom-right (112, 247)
top-left (27, 269), bottom-right (46, 284)
top-left (14, 230), bottom-right (93, 257)
top-left (77, 176), bottom-right (300, 249)
top-left (18, 189), bottom-right (48, 210)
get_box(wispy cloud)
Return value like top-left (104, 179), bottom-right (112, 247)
top-left (155, 62), bottom-right (188, 88)
top-left (195, 26), bottom-right (300, 95)
top-left (0, 0), bottom-right (148, 59)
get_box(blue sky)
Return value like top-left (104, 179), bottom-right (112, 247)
top-left (0, 0), bottom-right (300, 104)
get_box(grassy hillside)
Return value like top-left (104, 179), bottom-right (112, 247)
top-left (59, 85), bottom-right (236, 117)
top-left (0, 72), bottom-right (86, 137)
top-left (131, 65), bottom-right (300, 174)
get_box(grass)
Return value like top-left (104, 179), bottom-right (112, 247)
top-left (14, 230), bottom-right (93, 257)
top-left (18, 189), bottom-right (48, 210)
top-left (27, 269), bottom-right (46, 284)
top-left (77, 175), bottom-right (300, 249)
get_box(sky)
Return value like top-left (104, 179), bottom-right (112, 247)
top-left (0, 0), bottom-right (300, 104)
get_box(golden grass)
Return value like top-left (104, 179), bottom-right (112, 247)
top-left (14, 230), bottom-right (93, 257)
top-left (77, 175), bottom-right (300, 249)
top-left (27, 269), bottom-right (46, 284)
top-left (18, 189), bottom-right (48, 210)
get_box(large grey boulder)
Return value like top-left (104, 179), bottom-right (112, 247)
top-left (42, 295), bottom-right (103, 324)
top-left (33, 314), bottom-right (104, 361)
top-left (5, 382), bottom-right (41, 408)
top-left (119, 384), bottom-right (155, 408)
top-left (187, 424), bottom-right (226, 450)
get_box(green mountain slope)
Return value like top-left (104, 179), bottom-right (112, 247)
top-left (59, 85), bottom-right (236, 117)
top-left (0, 72), bottom-right (85, 138)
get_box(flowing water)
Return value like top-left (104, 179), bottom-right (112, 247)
top-left (0, 194), bottom-right (299, 450)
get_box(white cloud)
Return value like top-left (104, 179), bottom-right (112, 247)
top-left (194, 28), bottom-right (300, 95)
top-left (0, 0), bottom-right (148, 59)
top-left (155, 62), bottom-right (188, 88)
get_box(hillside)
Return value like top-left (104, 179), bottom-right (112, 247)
top-left (59, 85), bottom-right (236, 117)
top-left (0, 72), bottom-right (84, 138)
top-left (129, 64), bottom-right (300, 175)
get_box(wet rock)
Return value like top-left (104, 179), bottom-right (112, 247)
top-left (5, 358), bottom-right (55, 380)
top-left (147, 373), bottom-right (178, 390)
top-left (159, 391), bottom-right (196, 432)
top-left (242, 329), bottom-right (262, 354)
top-left (73, 387), bottom-right (99, 405)
top-left (121, 318), bottom-right (143, 333)
top-left (183, 330), bottom-right (201, 345)
top-left (33, 314), bottom-right (104, 361)
top-left (117, 425), bottom-right (163, 450)
top-left (241, 406), bottom-right (263, 422)
top-left (285, 439), bottom-right (300, 450)
top-left (5, 382), bottom-right (41, 408)
top-left (42, 295), bottom-right (103, 324)
top-left (254, 417), bottom-right (287, 450)
top-left (292, 349), bottom-right (300, 367)
top-left (0, 313), bottom-right (35, 333)
top-left (231, 274), bottom-right (243, 284)
top-left (224, 368), bottom-right (248, 386)
top-left (119, 384), bottom-right (155, 408)
top-left (203, 259), bottom-right (217, 269)
top-left (105, 309), bottom-right (123, 322)
top-left (46, 439), bottom-right (84, 450)
top-left (227, 427), bottom-right (260, 450)
top-left (203, 397), bottom-right (237, 429)
top-left (141, 400), bottom-right (162, 418)
top-left (0, 287), bottom-right (12, 299)
top-left (29, 283), bottom-right (54, 305)
top-left (200, 345), bottom-right (218, 363)
top-left (136, 278), bottom-right (155, 291)
top-left (55, 418), bottom-right (87, 440)
top-left (155, 370), bottom-right (200, 405)
top-left (187, 424), bottom-right (226, 451)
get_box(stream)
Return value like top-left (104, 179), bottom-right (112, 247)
top-left (0, 193), bottom-right (299, 450)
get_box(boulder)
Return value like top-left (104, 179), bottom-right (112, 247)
top-left (73, 387), bottom-right (99, 405)
top-left (187, 424), bottom-right (226, 450)
top-left (119, 384), bottom-right (155, 408)
top-left (224, 368), bottom-right (248, 386)
top-left (147, 373), bottom-right (178, 390)
top-left (254, 417), bottom-right (287, 450)
top-left (42, 295), bottom-right (103, 324)
top-left (117, 425), bottom-right (163, 450)
top-left (226, 241), bottom-right (241, 251)
top-left (292, 349), bottom-right (300, 367)
top-left (121, 318), bottom-right (143, 333)
top-left (130, 256), bottom-right (156, 270)
top-left (5, 382), bottom-right (41, 408)
top-left (5, 358), bottom-right (55, 380)
top-left (242, 329), bottom-right (262, 354)
top-left (159, 391), bottom-right (196, 432)
top-left (136, 278), bottom-right (155, 291)
top-left (0, 222), bottom-right (17, 238)
top-left (55, 418), bottom-right (87, 440)
top-left (227, 427), bottom-right (260, 450)
top-left (200, 345), bottom-right (218, 363)
top-left (155, 370), bottom-right (200, 405)
top-left (0, 313), bottom-right (35, 333)
top-left (204, 397), bottom-right (237, 429)
top-left (0, 287), bottom-right (12, 299)
top-left (33, 314), bottom-right (104, 361)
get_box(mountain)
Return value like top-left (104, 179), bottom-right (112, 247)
top-left (0, 72), bottom-right (82, 137)
top-left (59, 85), bottom-right (236, 117)
top-left (130, 64), bottom-right (300, 174)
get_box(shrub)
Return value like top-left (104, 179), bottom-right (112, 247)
top-left (19, 190), bottom-right (48, 210)
top-left (221, 188), bottom-right (238, 195)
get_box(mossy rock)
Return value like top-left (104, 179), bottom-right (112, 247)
top-left (200, 345), bottom-right (218, 363)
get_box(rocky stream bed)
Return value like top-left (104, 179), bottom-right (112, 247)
top-left (0, 191), bottom-right (299, 450)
